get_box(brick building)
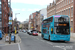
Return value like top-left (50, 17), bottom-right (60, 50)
top-left (29, 9), bottom-right (47, 32)
top-left (0, 0), bottom-right (13, 33)
top-left (47, 0), bottom-right (74, 32)
top-left (29, 12), bottom-right (36, 30)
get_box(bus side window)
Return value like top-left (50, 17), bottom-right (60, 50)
top-left (51, 17), bottom-right (53, 22)
top-left (43, 29), bottom-right (47, 33)
top-left (49, 17), bottom-right (53, 22)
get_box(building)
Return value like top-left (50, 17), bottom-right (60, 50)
top-left (29, 12), bottom-right (36, 30)
top-left (0, 0), bottom-right (13, 33)
top-left (47, 0), bottom-right (74, 32)
top-left (0, 0), bottom-right (13, 34)
top-left (22, 21), bottom-right (29, 30)
top-left (29, 9), bottom-right (47, 32)
top-left (39, 8), bottom-right (47, 31)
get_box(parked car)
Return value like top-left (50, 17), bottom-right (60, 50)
top-left (23, 30), bottom-right (26, 33)
top-left (16, 30), bottom-right (18, 34)
top-left (0, 30), bottom-right (2, 40)
top-left (32, 31), bottom-right (38, 36)
top-left (27, 30), bottom-right (32, 35)
top-left (2, 31), bottom-right (5, 37)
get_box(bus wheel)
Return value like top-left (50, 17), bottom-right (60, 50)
top-left (48, 36), bottom-right (50, 41)
top-left (42, 34), bottom-right (44, 39)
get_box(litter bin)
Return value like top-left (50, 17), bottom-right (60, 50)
top-left (11, 34), bottom-right (16, 43)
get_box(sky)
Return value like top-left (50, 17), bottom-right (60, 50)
top-left (11, 0), bottom-right (53, 22)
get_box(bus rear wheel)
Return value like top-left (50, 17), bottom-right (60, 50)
top-left (48, 36), bottom-right (50, 41)
top-left (42, 34), bottom-right (44, 39)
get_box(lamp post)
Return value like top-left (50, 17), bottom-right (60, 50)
top-left (8, 0), bottom-right (11, 44)
top-left (15, 13), bottom-right (20, 19)
top-left (14, 13), bottom-right (20, 34)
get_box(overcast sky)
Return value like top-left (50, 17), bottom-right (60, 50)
top-left (11, 0), bottom-right (53, 22)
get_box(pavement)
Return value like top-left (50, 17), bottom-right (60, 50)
top-left (71, 33), bottom-right (75, 38)
top-left (19, 32), bottom-right (75, 50)
top-left (0, 34), bottom-right (21, 50)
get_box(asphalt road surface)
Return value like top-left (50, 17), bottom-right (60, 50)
top-left (0, 44), bottom-right (19, 50)
top-left (19, 32), bottom-right (75, 50)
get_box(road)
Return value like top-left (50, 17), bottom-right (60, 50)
top-left (19, 32), bottom-right (75, 50)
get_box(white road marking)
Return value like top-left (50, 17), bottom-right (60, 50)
top-left (53, 46), bottom-right (66, 50)
top-left (18, 43), bottom-right (21, 50)
top-left (18, 35), bottom-right (21, 43)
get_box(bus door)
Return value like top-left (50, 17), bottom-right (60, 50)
top-left (50, 26), bottom-right (53, 37)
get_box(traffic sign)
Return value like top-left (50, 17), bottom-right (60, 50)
top-left (8, 22), bottom-right (12, 24)
top-left (9, 17), bottom-right (12, 20)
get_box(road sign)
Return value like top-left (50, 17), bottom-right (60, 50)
top-left (9, 17), bottom-right (12, 20)
top-left (9, 17), bottom-right (12, 24)
top-left (8, 22), bottom-right (12, 24)
top-left (5, 36), bottom-right (9, 41)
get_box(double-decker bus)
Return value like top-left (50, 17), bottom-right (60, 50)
top-left (41, 15), bottom-right (70, 42)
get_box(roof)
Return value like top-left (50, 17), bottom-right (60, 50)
top-left (43, 15), bottom-right (69, 21)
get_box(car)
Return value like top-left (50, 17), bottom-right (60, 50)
top-left (23, 30), bottom-right (26, 33)
top-left (32, 31), bottom-right (38, 36)
top-left (16, 30), bottom-right (18, 34)
top-left (27, 30), bottom-right (32, 35)
top-left (0, 30), bottom-right (2, 40)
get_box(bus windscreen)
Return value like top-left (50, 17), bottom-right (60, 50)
top-left (54, 16), bottom-right (70, 35)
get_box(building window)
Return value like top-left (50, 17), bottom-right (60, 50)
top-left (65, 0), bottom-right (66, 5)
top-left (72, 0), bottom-right (73, 2)
top-left (66, 10), bottom-right (67, 15)
top-left (69, 8), bottom-right (70, 17)
top-left (0, 8), bottom-right (1, 10)
top-left (5, 7), bottom-right (6, 9)
top-left (69, 0), bottom-right (70, 3)
top-left (0, 14), bottom-right (1, 17)
top-left (0, 4), bottom-right (1, 8)
top-left (67, 9), bottom-right (68, 15)
top-left (71, 7), bottom-right (73, 17)
top-left (67, 0), bottom-right (68, 4)
top-left (64, 10), bottom-right (65, 15)
top-left (0, 11), bottom-right (1, 14)
top-left (5, 15), bottom-right (6, 17)
top-left (0, 2), bottom-right (1, 4)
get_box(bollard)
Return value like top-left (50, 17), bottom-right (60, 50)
top-left (9, 37), bottom-right (11, 44)
top-left (14, 36), bottom-right (16, 43)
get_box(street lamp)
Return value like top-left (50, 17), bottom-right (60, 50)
top-left (15, 13), bottom-right (20, 19)
top-left (14, 13), bottom-right (20, 34)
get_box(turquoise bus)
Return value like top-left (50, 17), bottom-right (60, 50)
top-left (41, 15), bottom-right (70, 42)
